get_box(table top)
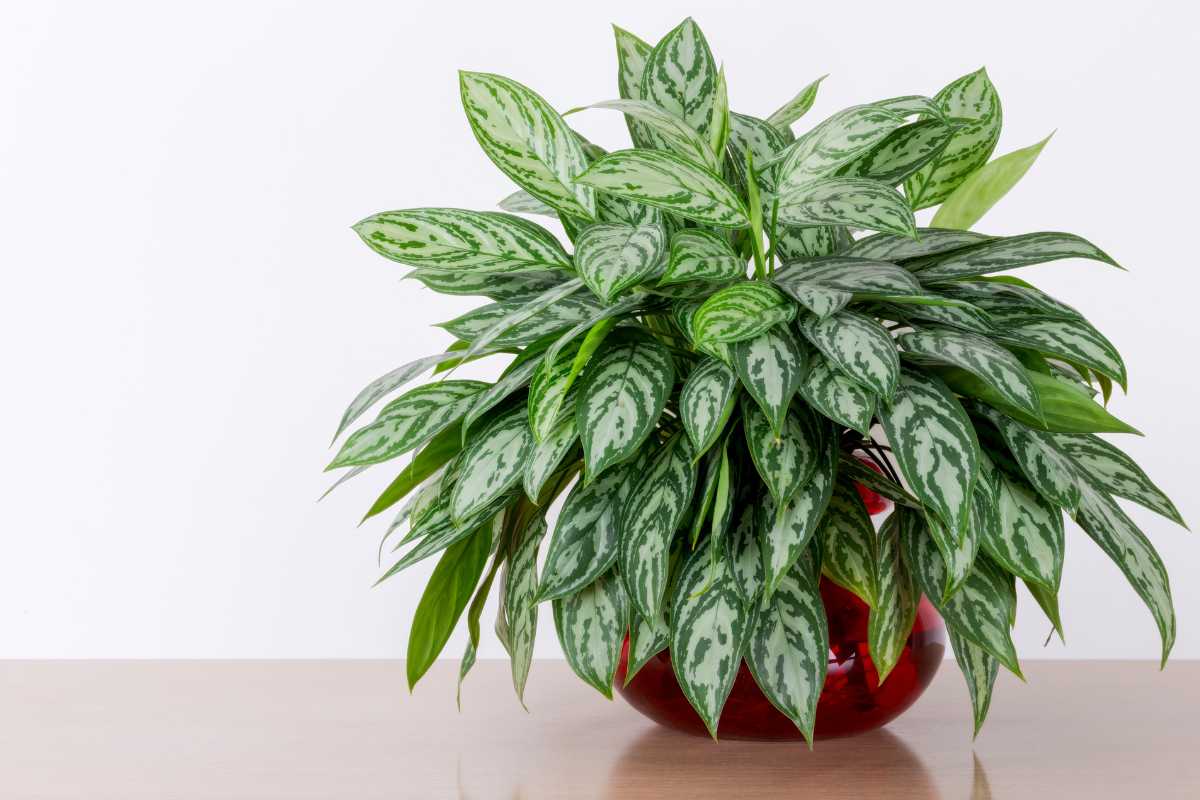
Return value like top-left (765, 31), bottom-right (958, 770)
top-left (1, 659), bottom-right (1196, 799)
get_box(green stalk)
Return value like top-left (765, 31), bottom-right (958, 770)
top-left (744, 149), bottom-right (767, 280)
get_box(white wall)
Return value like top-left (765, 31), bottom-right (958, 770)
top-left (2, 0), bottom-right (1197, 661)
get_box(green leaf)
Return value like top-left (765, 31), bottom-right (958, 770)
top-left (933, 135), bottom-right (1052, 230)
top-left (497, 189), bottom-right (557, 216)
top-left (732, 323), bottom-right (806, 435)
top-left (576, 149), bottom-right (750, 228)
top-left (575, 222), bottom-right (667, 302)
top-left (679, 357), bottom-right (738, 459)
top-left (407, 268), bottom-right (565, 301)
top-left (663, 229), bottom-right (745, 285)
top-left (1024, 579), bottom-right (1065, 642)
top-left (501, 517), bottom-right (546, 705)
top-left (406, 523), bottom-right (491, 690)
top-left (765, 74), bottom-right (827, 130)
top-left (836, 119), bottom-right (956, 186)
top-left (838, 454), bottom-right (921, 509)
top-left (522, 412), bottom-right (577, 501)
top-left (330, 351), bottom-right (466, 445)
top-left (576, 99), bottom-right (718, 170)
top-left (742, 398), bottom-right (822, 506)
top-left (612, 25), bottom-right (660, 149)
top-left (775, 177), bottom-right (917, 237)
top-left (449, 405), bottom-right (534, 524)
top-left (901, 510), bottom-right (1022, 676)
top-left (538, 453), bottom-right (644, 601)
top-left (868, 514), bottom-right (920, 685)
top-left (981, 463), bottom-right (1064, 591)
top-left (576, 337), bottom-right (674, 478)
top-left (798, 354), bottom-right (876, 435)
top-left (1074, 482), bottom-right (1175, 666)
top-left (626, 610), bottom-right (669, 685)
top-left (744, 558), bottom-right (828, 745)
top-left (456, 279), bottom-right (587, 365)
top-left (774, 105), bottom-right (906, 193)
top-left (725, 112), bottom-right (793, 191)
top-left (693, 282), bottom-right (795, 345)
top-left (669, 540), bottom-right (754, 738)
top-left (354, 208), bottom-right (572, 274)
top-left (877, 371), bottom-right (980, 538)
top-left (361, 423), bottom-right (464, 521)
top-left (994, 317), bottom-right (1126, 390)
top-left (905, 68), bottom-right (1002, 210)
top-left (553, 570), bottom-right (629, 698)
top-left (820, 478), bottom-right (880, 606)
top-left (726, 496), bottom-right (765, 605)
top-left (948, 628), bottom-right (999, 738)
top-left (328, 381), bottom-right (486, 468)
top-left (977, 406), bottom-right (1081, 514)
top-left (457, 519), bottom-right (505, 706)
top-left (797, 310), bottom-right (900, 400)
top-left (1052, 434), bottom-right (1186, 528)
top-left (640, 17), bottom-right (718, 136)
top-left (775, 280), bottom-right (850, 319)
top-left (844, 228), bottom-right (991, 261)
top-left (460, 356), bottom-right (543, 440)
top-left (439, 295), bottom-right (605, 348)
top-left (899, 327), bottom-right (1042, 422)
top-left (709, 66), bottom-right (731, 158)
top-left (759, 432), bottom-right (837, 596)
top-left (620, 433), bottom-right (697, 620)
top-left (875, 95), bottom-right (947, 119)
top-left (460, 72), bottom-right (595, 219)
top-left (912, 232), bottom-right (1119, 282)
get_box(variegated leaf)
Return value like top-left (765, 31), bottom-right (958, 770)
top-left (329, 381), bottom-right (487, 468)
top-left (798, 355), bottom-right (876, 435)
top-left (538, 454), bottom-right (644, 601)
top-left (528, 344), bottom-right (576, 444)
top-left (868, 513), bottom-right (919, 684)
top-left (354, 208), bottom-right (572, 273)
top-left (877, 371), bottom-right (980, 538)
top-left (498, 189), bottom-right (556, 216)
top-left (1075, 481), bottom-right (1176, 666)
top-left (931, 504), bottom-right (980, 598)
top-left (996, 317), bottom-right (1126, 389)
top-left (875, 95), bottom-right (946, 119)
top-left (775, 177), bottom-right (917, 237)
top-left (709, 66), bottom-right (730, 156)
top-left (948, 628), bottom-right (998, 737)
top-left (939, 279), bottom-right (1081, 321)
top-left (1025, 578), bottom-right (1065, 642)
top-left (576, 149), bottom-right (750, 228)
top-left (733, 323), bottom-right (806, 434)
top-left (780, 257), bottom-right (923, 297)
top-left (744, 558), bottom-right (828, 745)
top-left (772, 274), bottom-right (851, 318)
top-left (407, 268), bottom-right (564, 301)
top-left (576, 337), bottom-right (674, 477)
top-left (899, 327), bottom-right (1041, 420)
top-left (759, 432), bottom-right (837, 596)
top-left (983, 465), bottom-right (1064, 591)
top-left (449, 405), bottom-right (533, 524)
top-left (912, 232), bottom-right (1119, 282)
top-left (502, 517), bottom-right (546, 705)
top-left (774, 105), bottom-right (906, 194)
top-left (904, 68), bottom-right (1002, 210)
top-left (844, 228), bottom-right (992, 261)
top-left (774, 224), bottom-right (852, 262)
top-left (579, 99), bottom-right (718, 170)
top-left (613, 25), bottom-right (657, 149)
top-left (619, 433), bottom-right (697, 620)
top-left (742, 399), bottom-right (822, 505)
top-left (330, 351), bottom-right (464, 444)
top-left (892, 300), bottom-right (994, 334)
top-left (460, 355), bottom-right (542, 439)
top-left (640, 17), bottom-right (718, 136)
top-left (727, 496), bottom-right (765, 605)
top-left (1052, 434), bottom-right (1185, 528)
top-left (575, 222), bottom-right (667, 302)
top-left (679, 357), bottom-right (738, 458)
top-left (726, 112), bottom-right (792, 191)
top-left (797, 310), bottom-right (900, 400)
top-left (901, 511), bottom-right (1021, 675)
top-left (765, 74), bottom-right (826, 130)
top-left (835, 119), bottom-right (956, 186)
top-left (460, 72), bottom-right (595, 218)
top-left (689, 443), bottom-right (726, 546)
top-left (522, 412), bottom-right (577, 501)
top-left (439, 295), bottom-right (604, 348)
top-left (663, 229), bottom-right (745, 285)
top-left (669, 544), bottom-right (753, 738)
top-left (819, 478), bottom-right (879, 606)
top-left (456, 279), bottom-right (585, 364)
top-left (553, 570), bottom-right (629, 698)
top-left (693, 282), bottom-right (795, 345)
top-left (977, 405), bottom-right (1082, 512)
top-left (626, 610), bottom-right (669, 684)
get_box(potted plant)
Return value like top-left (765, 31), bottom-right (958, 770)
top-left (325, 17), bottom-right (1184, 744)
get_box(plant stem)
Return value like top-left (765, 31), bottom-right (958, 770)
top-left (744, 149), bottom-right (767, 280)
top-left (766, 198), bottom-right (779, 277)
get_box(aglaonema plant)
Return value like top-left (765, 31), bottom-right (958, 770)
top-left (325, 17), bottom-right (1186, 742)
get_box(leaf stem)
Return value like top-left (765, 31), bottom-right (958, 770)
top-left (744, 150), bottom-right (767, 280)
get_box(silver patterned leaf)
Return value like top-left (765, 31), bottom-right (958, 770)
top-left (994, 316), bottom-right (1126, 390)
top-left (576, 149), bottom-right (750, 228)
top-left (732, 323), bottom-right (806, 435)
top-left (904, 68), bottom-right (1002, 211)
top-left (774, 224), bottom-right (852, 262)
top-left (612, 25), bottom-right (658, 149)
top-left (692, 282), bottom-right (796, 345)
top-left (948, 628), bottom-right (998, 737)
top-left (449, 405), bottom-right (534, 524)
top-left (758, 432), bottom-right (837, 597)
top-left (553, 569), bottom-right (629, 698)
top-left (669, 541), bottom-right (754, 738)
top-left (774, 104), bottom-right (906, 194)
top-left (844, 228), bottom-right (992, 261)
top-left (797, 354), bottom-right (876, 435)
top-left (742, 398), bottom-right (822, 506)
top-left (938, 279), bottom-right (1082, 321)
top-left (502, 517), bottom-right (547, 705)
top-left (438, 294), bottom-right (605, 348)
top-left (679, 357), bottom-right (738, 459)
top-left (911, 231), bottom-right (1119, 282)
top-left (819, 478), bottom-right (879, 607)
top-left (1052, 433), bottom-right (1185, 528)
top-left (727, 496), bottom-right (765, 606)
top-left (982, 463), bottom-right (1064, 591)
top-left (460, 72), bottom-right (595, 218)
top-left (744, 558), bottom-right (829, 745)
top-left (459, 355), bottom-right (542, 440)
top-left (662, 229), bottom-right (746, 285)
top-left (835, 119), bottom-right (956, 187)
top-left (640, 17), bottom-right (718, 136)
top-left (779, 257), bottom-right (923, 297)
top-left (797, 310), bottom-right (900, 400)
top-left (407, 268), bottom-right (565, 301)
top-left (625, 609), bottom-right (670, 685)
top-left (877, 371), bottom-right (980, 539)
top-left (775, 177), bottom-right (917, 237)
top-left (576, 337), bottom-right (674, 478)
top-left (774, 279), bottom-right (851, 319)
top-left (522, 412), bottom-right (577, 501)
top-left (765, 74), bottom-right (826, 131)
top-left (619, 433), bottom-right (698, 620)
top-left (455, 279), bottom-right (586, 364)
top-left (330, 350), bottom-right (468, 445)
top-left (976, 405), bottom-right (1082, 513)
top-left (575, 222), bottom-right (667, 302)
top-left (578, 99), bottom-right (718, 171)
top-left (868, 513), bottom-right (919, 684)
top-left (497, 189), bottom-right (557, 216)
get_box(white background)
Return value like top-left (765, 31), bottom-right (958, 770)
top-left (2, 0), bottom-right (1197, 662)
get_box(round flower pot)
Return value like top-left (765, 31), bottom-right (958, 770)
top-left (614, 579), bottom-right (946, 740)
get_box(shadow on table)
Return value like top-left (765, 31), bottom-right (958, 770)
top-left (603, 725), bottom-right (964, 800)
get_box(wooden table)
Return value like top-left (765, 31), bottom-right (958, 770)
top-left (1, 660), bottom-right (1196, 798)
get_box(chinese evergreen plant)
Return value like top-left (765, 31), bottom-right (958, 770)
top-left (326, 18), bottom-right (1185, 742)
